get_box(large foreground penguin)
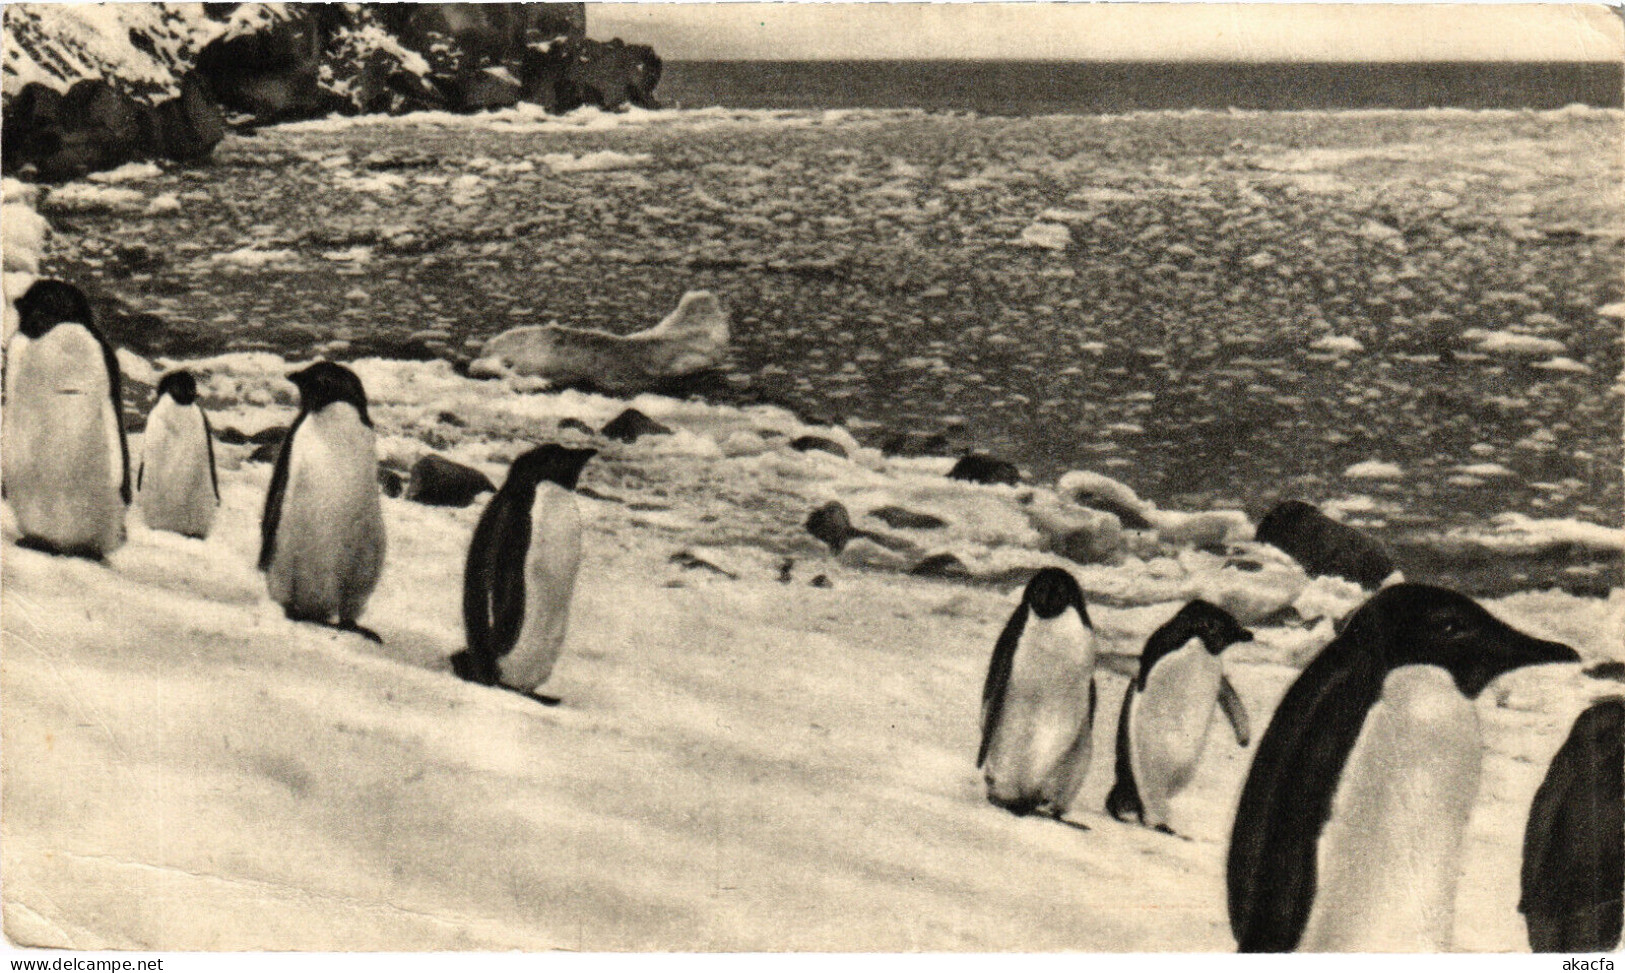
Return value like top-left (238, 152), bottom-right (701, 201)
top-left (1227, 583), bottom-right (1579, 952)
top-left (259, 362), bottom-right (386, 642)
top-left (1519, 696), bottom-right (1624, 953)
top-left (1106, 599), bottom-right (1253, 835)
top-left (452, 444), bottom-right (596, 706)
top-left (2, 279), bottom-right (129, 558)
top-left (137, 370), bottom-right (219, 538)
top-left (979, 567), bottom-right (1098, 821)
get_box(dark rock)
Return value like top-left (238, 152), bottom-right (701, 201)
top-left (519, 36), bottom-right (661, 113)
top-left (574, 486), bottom-right (622, 505)
top-left (880, 431), bottom-right (950, 458)
top-left (1053, 528), bottom-right (1119, 566)
top-left (1255, 500), bottom-right (1396, 589)
top-left (405, 453), bottom-right (496, 507)
top-left (248, 440), bottom-right (283, 464)
top-left (806, 501), bottom-right (856, 552)
top-left (809, 574), bottom-right (832, 589)
top-left (789, 435), bottom-right (847, 458)
top-left (436, 411), bottom-right (466, 428)
top-left (867, 506), bottom-right (947, 530)
top-left (249, 425), bottom-right (288, 445)
top-left (670, 550), bottom-right (737, 579)
top-left (1072, 494), bottom-right (1154, 530)
top-left (910, 553), bottom-right (973, 579)
top-left (948, 454), bottom-right (1021, 486)
top-left (777, 557), bottom-right (795, 583)
top-left (1584, 661), bottom-right (1625, 683)
top-left (600, 408), bottom-right (672, 444)
top-left (149, 73), bottom-right (225, 162)
top-left (214, 426), bottom-right (251, 445)
top-left (377, 465), bottom-right (405, 498)
top-left (558, 417), bottom-right (596, 436)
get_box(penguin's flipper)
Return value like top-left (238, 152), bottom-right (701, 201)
top-left (978, 602), bottom-right (1028, 768)
top-left (1106, 681), bottom-right (1144, 823)
top-left (94, 321), bottom-right (131, 505)
top-left (136, 460), bottom-right (144, 492)
top-left (200, 408), bottom-right (220, 502)
top-left (1219, 674), bottom-right (1251, 747)
top-left (258, 413), bottom-right (305, 570)
top-left (462, 490), bottom-right (531, 661)
top-left (1227, 639), bottom-right (1383, 953)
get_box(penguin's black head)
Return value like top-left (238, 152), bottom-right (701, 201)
top-left (288, 362), bottom-right (370, 425)
top-left (157, 370), bottom-right (199, 406)
top-left (1022, 567), bottom-right (1088, 623)
top-left (15, 279), bottom-right (95, 339)
top-left (506, 444), bottom-right (597, 491)
top-left (1174, 599), bottom-right (1255, 655)
top-left (1348, 583), bottom-right (1579, 698)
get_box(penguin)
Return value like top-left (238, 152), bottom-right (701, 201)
top-left (1226, 583), bottom-right (1580, 953)
top-left (259, 362), bottom-right (386, 642)
top-left (452, 444), bottom-right (597, 706)
top-left (1519, 696), bottom-right (1624, 953)
top-left (978, 567), bottom-right (1098, 822)
top-left (1106, 599), bottom-right (1253, 835)
top-left (136, 369), bottom-right (219, 539)
top-left (1, 279), bottom-right (129, 558)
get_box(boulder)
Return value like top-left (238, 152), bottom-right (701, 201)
top-left (1255, 499), bottom-right (1397, 589)
top-left (471, 291), bottom-right (728, 394)
top-left (948, 454), bottom-right (1021, 486)
top-left (879, 430), bottom-right (950, 458)
top-left (789, 435), bottom-right (847, 458)
top-left (405, 453), bottom-right (496, 507)
top-left (910, 553), bottom-right (974, 580)
top-left (1056, 470), bottom-right (1155, 529)
top-left (806, 501), bottom-right (857, 552)
top-left (600, 408), bottom-right (672, 444)
top-left (377, 464), bottom-right (406, 498)
top-left (867, 506), bottom-right (947, 530)
top-left (148, 73), bottom-right (225, 162)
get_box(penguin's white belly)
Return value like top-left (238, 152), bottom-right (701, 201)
top-left (1, 329), bottom-right (125, 553)
top-left (1299, 664), bottom-right (1481, 953)
top-left (1130, 639), bottom-right (1221, 826)
top-left (986, 612), bottom-right (1096, 797)
top-left (267, 406), bottom-right (384, 621)
top-left (497, 483), bottom-right (582, 692)
top-left (137, 397), bottom-right (216, 537)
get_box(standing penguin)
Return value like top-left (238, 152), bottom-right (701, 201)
top-left (978, 567), bottom-right (1098, 821)
top-left (452, 444), bottom-right (597, 706)
top-left (259, 362), bottom-right (386, 641)
top-left (137, 369), bottom-right (219, 538)
top-left (1106, 599), bottom-right (1253, 835)
top-left (2, 279), bottom-right (129, 558)
top-left (1519, 696), bottom-right (1624, 953)
top-left (1227, 583), bottom-right (1580, 953)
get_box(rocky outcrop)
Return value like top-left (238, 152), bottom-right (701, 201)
top-left (3, 4), bottom-right (660, 180)
top-left (1255, 499), bottom-right (1397, 589)
top-left (471, 292), bottom-right (730, 394)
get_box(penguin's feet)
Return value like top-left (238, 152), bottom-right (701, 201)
top-left (1047, 812), bottom-right (1091, 833)
top-left (497, 684), bottom-right (563, 707)
top-left (987, 793), bottom-right (1042, 817)
top-left (337, 621), bottom-right (384, 644)
top-left (1152, 823), bottom-right (1192, 842)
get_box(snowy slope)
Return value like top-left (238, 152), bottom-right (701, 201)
top-left (3, 353), bottom-right (1620, 952)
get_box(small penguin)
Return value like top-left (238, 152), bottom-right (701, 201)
top-left (136, 369), bottom-right (219, 538)
top-left (1227, 583), bottom-right (1580, 953)
top-left (1, 279), bottom-right (129, 558)
top-left (259, 362), bottom-right (386, 642)
top-left (452, 444), bottom-right (596, 706)
top-left (978, 567), bottom-right (1098, 822)
top-left (1519, 696), bottom-right (1624, 953)
top-left (1106, 599), bottom-right (1253, 835)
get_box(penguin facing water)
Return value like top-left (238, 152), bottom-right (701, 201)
top-left (452, 444), bottom-right (596, 706)
top-left (137, 369), bottom-right (219, 538)
top-left (2, 279), bottom-right (129, 558)
top-left (259, 362), bottom-right (386, 642)
top-left (978, 567), bottom-right (1098, 821)
top-left (1520, 696), bottom-right (1624, 953)
top-left (1106, 599), bottom-right (1253, 835)
top-left (1227, 583), bottom-right (1580, 953)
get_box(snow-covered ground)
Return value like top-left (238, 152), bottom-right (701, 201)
top-left (3, 350), bottom-right (1620, 952)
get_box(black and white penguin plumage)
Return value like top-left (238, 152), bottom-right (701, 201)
top-left (1519, 696), bottom-right (1624, 953)
top-left (1, 279), bottom-right (129, 558)
top-left (452, 444), bottom-right (596, 706)
top-left (1227, 583), bottom-right (1580, 952)
top-left (1106, 599), bottom-right (1253, 835)
top-left (137, 369), bottom-right (219, 538)
top-left (259, 362), bottom-right (386, 641)
top-left (978, 567), bottom-right (1098, 821)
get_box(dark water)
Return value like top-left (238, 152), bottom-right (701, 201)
top-left (659, 60), bottom-right (1625, 114)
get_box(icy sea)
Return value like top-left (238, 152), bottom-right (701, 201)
top-left (40, 103), bottom-right (1624, 593)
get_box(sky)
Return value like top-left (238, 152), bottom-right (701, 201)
top-left (585, 3), bottom-right (1625, 62)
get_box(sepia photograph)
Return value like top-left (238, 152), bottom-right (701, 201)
top-left (0, 0), bottom-right (1621, 957)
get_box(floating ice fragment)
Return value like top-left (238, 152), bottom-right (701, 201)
top-left (1344, 459), bottom-right (1404, 479)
